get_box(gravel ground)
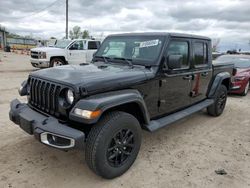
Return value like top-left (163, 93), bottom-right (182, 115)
top-left (0, 51), bottom-right (250, 188)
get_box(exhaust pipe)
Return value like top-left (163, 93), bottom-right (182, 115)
top-left (40, 132), bottom-right (75, 149)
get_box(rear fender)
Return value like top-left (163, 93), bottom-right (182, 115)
top-left (208, 72), bottom-right (231, 98)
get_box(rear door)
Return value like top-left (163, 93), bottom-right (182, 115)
top-left (159, 38), bottom-right (193, 115)
top-left (190, 40), bottom-right (212, 103)
top-left (86, 41), bottom-right (100, 63)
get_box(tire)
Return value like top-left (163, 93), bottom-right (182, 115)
top-left (85, 111), bottom-right (142, 179)
top-left (241, 81), bottom-right (249, 96)
top-left (207, 85), bottom-right (228, 117)
top-left (49, 58), bottom-right (65, 67)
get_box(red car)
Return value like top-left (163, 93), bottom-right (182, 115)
top-left (214, 55), bottom-right (250, 96)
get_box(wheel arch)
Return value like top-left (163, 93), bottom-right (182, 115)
top-left (208, 72), bottom-right (231, 98)
top-left (50, 56), bottom-right (67, 64)
top-left (101, 102), bottom-right (148, 126)
top-left (69, 89), bottom-right (151, 128)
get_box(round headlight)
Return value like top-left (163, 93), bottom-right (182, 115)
top-left (66, 89), bottom-right (74, 104)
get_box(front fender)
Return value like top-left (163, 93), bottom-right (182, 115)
top-left (208, 72), bottom-right (231, 98)
top-left (69, 89), bottom-right (150, 124)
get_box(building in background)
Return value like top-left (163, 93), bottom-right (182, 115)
top-left (6, 37), bottom-right (36, 50)
top-left (0, 25), bottom-right (8, 50)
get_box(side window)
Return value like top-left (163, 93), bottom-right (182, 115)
top-left (194, 42), bottom-right (208, 66)
top-left (167, 41), bottom-right (189, 68)
top-left (88, 41), bottom-right (99, 50)
top-left (70, 41), bottom-right (84, 50)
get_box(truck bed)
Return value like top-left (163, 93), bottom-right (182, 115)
top-left (212, 62), bottom-right (234, 76)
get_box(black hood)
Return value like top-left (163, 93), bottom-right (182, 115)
top-left (30, 63), bottom-right (153, 94)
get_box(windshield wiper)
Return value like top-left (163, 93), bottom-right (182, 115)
top-left (94, 55), bottom-right (110, 63)
top-left (113, 57), bottom-right (134, 68)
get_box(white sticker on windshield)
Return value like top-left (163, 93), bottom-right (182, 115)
top-left (139, 39), bottom-right (159, 48)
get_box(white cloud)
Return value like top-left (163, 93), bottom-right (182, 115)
top-left (0, 0), bottom-right (250, 51)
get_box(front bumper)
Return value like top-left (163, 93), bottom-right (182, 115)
top-left (9, 99), bottom-right (85, 150)
top-left (30, 58), bottom-right (49, 68)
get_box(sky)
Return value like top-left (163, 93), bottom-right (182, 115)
top-left (0, 0), bottom-right (250, 51)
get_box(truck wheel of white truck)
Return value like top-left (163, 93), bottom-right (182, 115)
top-left (50, 58), bottom-right (65, 67)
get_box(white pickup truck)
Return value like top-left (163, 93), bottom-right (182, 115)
top-left (30, 39), bottom-right (101, 68)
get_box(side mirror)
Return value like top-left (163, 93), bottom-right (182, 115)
top-left (167, 55), bottom-right (183, 70)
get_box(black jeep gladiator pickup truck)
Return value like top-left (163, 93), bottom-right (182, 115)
top-left (9, 32), bottom-right (233, 179)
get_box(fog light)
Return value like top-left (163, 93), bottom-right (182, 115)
top-left (74, 108), bottom-right (101, 119)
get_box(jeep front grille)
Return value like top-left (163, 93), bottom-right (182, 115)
top-left (29, 77), bottom-right (61, 116)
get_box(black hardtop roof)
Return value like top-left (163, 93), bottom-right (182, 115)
top-left (108, 32), bottom-right (211, 41)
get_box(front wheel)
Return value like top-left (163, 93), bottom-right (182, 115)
top-left (49, 58), bottom-right (64, 67)
top-left (207, 85), bottom-right (228, 117)
top-left (241, 81), bottom-right (249, 96)
top-left (85, 111), bottom-right (142, 179)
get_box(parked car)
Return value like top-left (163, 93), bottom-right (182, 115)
top-left (214, 55), bottom-right (250, 96)
top-left (10, 32), bottom-right (233, 179)
top-left (30, 39), bottom-right (101, 68)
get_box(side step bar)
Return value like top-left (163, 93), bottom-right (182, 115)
top-left (146, 99), bottom-right (214, 132)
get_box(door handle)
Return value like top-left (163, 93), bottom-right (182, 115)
top-left (201, 72), bottom-right (208, 77)
top-left (183, 75), bottom-right (192, 80)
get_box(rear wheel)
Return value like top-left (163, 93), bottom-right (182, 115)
top-left (49, 58), bottom-right (65, 67)
top-left (85, 111), bottom-right (141, 179)
top-left (241, 81), bottom-right (249, 96)
top-left (207, 85), bottom-right (228, 117)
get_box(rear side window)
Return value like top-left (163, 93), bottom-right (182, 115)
top-left (167, 41), bottom-right (189, 68)
top-left (194, 42), bottom-right (208, 66)
top-left (88, 41), bottom-right (100, 50)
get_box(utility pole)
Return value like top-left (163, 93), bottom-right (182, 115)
top-left (66, 0), bottom-right (68, 39)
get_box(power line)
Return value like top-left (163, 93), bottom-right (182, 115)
top-left (14, 0), bottom-right (61, 19)
top-left (25, 0), bottom-right (65, 19)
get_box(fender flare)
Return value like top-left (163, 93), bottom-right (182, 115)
top-left (208, 72), bottom-right (231, 98)
top-left (69, 89), bottom-right (150, 125)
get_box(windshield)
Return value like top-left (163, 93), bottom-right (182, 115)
top-left (55, 40), bottom-right (71, 49)
top-left (214, 55), bottom-right (250, 68)
top-left (95, 35), bottom-right (165, 65)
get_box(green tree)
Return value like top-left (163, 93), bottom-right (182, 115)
top-left (69, 26), bottom-right (82, 40)
top-left (82, 30), bottom-right (90, 39)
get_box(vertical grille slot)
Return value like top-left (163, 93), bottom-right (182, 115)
top-left (29, 77), bottom-right (62, 116)
top-left (41, 81), bottom-right (45, 110)
top-left (34, 79), bottom-right (38, 105)
top-left (37, 80), bottom-right (41, 107)
top-left (50, 84), bottom-right (55, 114)
top-left (54, 86), bottom-right (61, 113)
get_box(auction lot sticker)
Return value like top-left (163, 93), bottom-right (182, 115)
top-left (139, 39), bottom-right (159, 48)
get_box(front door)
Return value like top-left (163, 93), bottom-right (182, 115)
top-left (190, 40), bottom-right (212, 103)
top-left (67, 40), bottom-right (86, 64)
top-left (159, 39), bottom-right (193, 115)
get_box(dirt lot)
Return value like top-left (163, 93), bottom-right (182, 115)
top-left (0, 51), bottom-right (250, 188)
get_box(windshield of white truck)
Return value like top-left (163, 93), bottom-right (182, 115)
top-left (55, 40), bottom-right (71, 49)
top-left (94, 36), bottom-right (165, 65)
